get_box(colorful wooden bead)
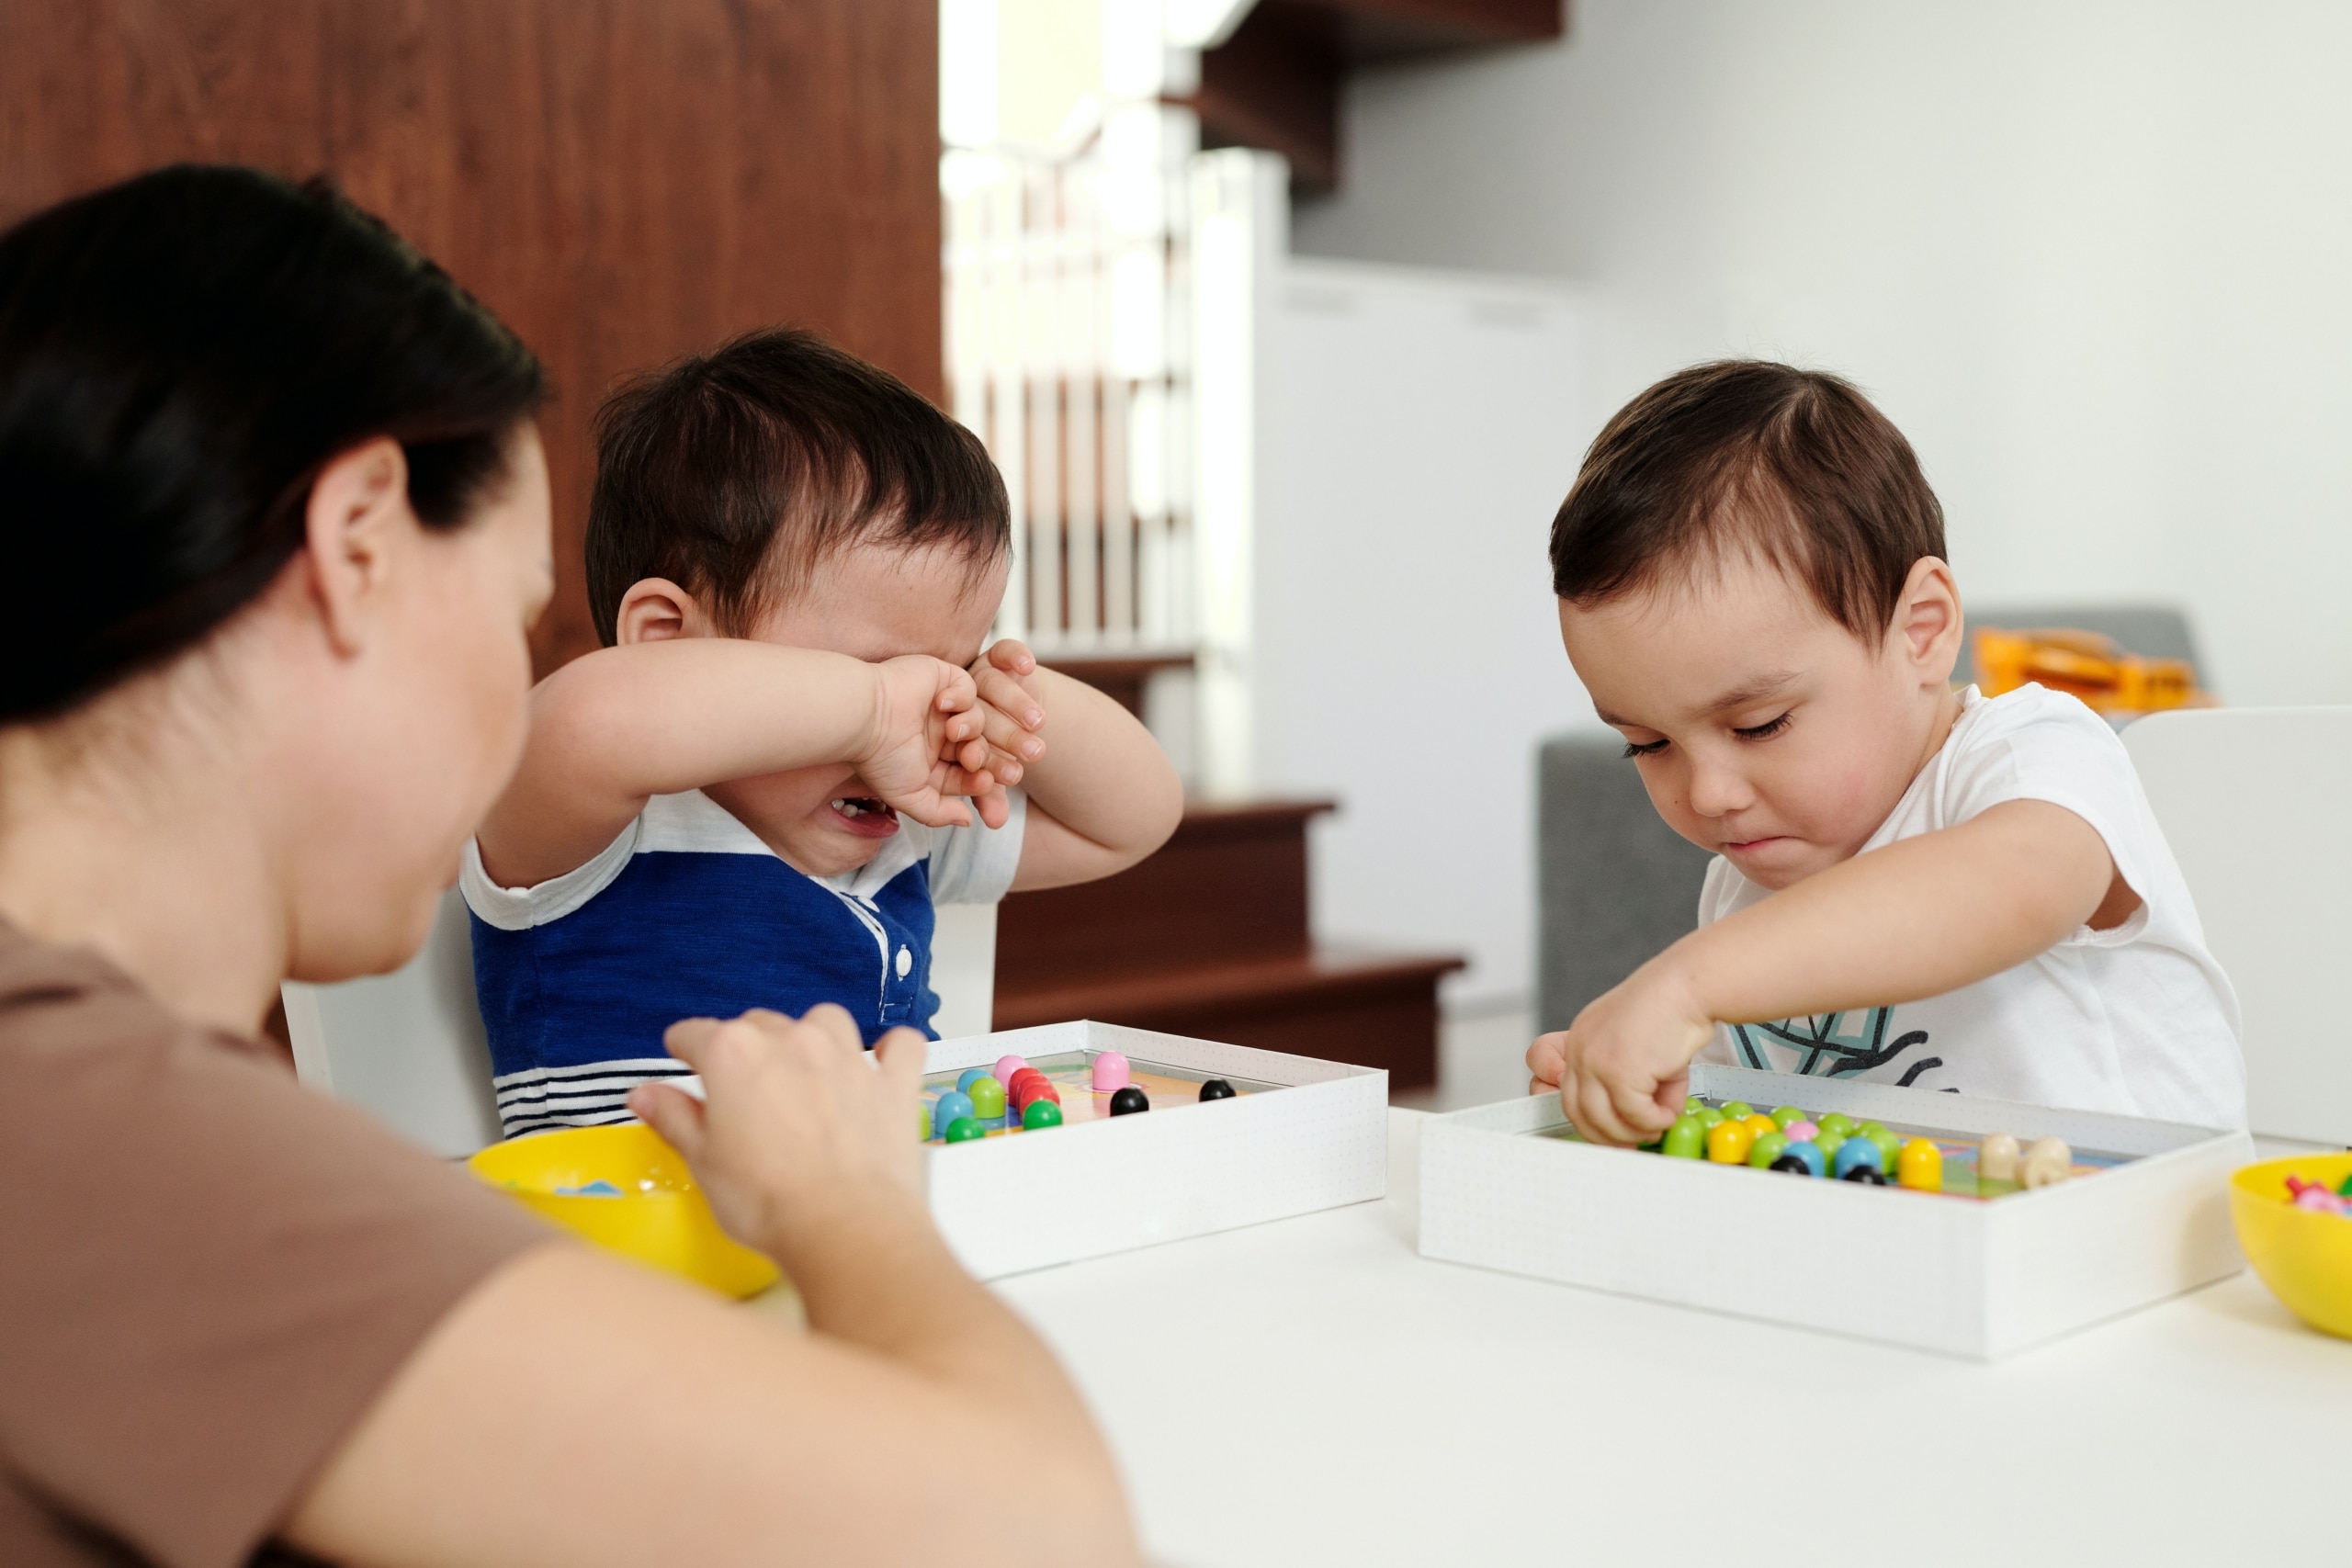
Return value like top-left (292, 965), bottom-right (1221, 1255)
top-left (1091, 1051), bottom-right (1131, 1092)
top-left (1816, 1113), bottom-right (1856, 1139)
top-left (1696, 1107), bottom-right (1726, 1129)
top-left (956, 1067), bottom-right (989, 1096)
top-left (967, 1076), bottom-right (1006, 1120)
top-left (1721, 1101), bottom-right (1755, 1121)
top-left (1022, 1098), bottom-right (1064, 1129)
top-left (1832, 1137), bottom-right (1883, 1179)
top-left (1841, 1166), bottom-right (1889, 1185)
top-left (932, 1090), bottom-right (974, 1132)
top-left (1746, 1130), bottom-right (1792, 1168)
top-left (1660, 1114), bottom-right (1708, 1159)
top-left (1861, 1125), bottom-right (1902, 1170)
top-left (1770, 1105), bottom-right (1806, 1130)
top-left (1199, 1078), bottom-right (1237, 1102)
top-left (1741, 1113), bottom-right (1780, 1142)
top-left (918, 1102), bottom-right (933, 1141)
top-left (993, 1054), bottom-right (1029, 1088)
top-left (2019, 1136), bottom-right (2072, 1189)
top-left (1814, 1130), bottom-right (1848, 1163)
top-left (1770, 1155), bottom-right (1813, 1175)
top-left (944, 1116), bottom-right (986, 1143)
top-left (1685, 1095), bottom-right (1707, 1113)
top-left (1896, 1137), bottom-right (1943, 1191)
top-left (1706, 1119), bottom-right (1755, 1164)
top-left (1978, 1133), bottom-right (2020, 1183)
top-left (1108, 1085), bottom-right (1149, 1115)
top-left (1781, 1139), bottom-right (1826, 1177)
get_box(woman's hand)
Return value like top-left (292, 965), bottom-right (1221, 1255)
top-left (629, 1006), bottom-right (930, 1271)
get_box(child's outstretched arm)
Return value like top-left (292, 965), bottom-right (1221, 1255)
top-left (478, 642), bottom-right (1015, 889)
top-left (963, 640), bottom-right (1184, 891)
top-left (1529, 799), bottom-right (2141, 1145)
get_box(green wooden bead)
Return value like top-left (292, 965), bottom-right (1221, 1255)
top-left (1720, 1101), bottom-right (1755, 1120)
top-left (1022, 1098), bottom-right (1064, 1130)
top-left (967, 1076), bottom-right (1007, 1120)
top-left (1685, 1095), bottom-right (1707, 1113)
top-left (944, 1116), bottom-right (986, 1143)
top-left (1746, 1130), bottom-right (1792, 1168)
top-left (919, 1102), bottom-right (933, 1141)
top-left (1817, 1112), bottom-right (1857, 1139)
top-left (1815, 1130), bottom-right (1848, 1161)
top-left (1865, 1127), bottom-right (1902, 1168)
top-left (1770, 1105), bottom-right (1805, 1130)
top-left (1696, 1107), bottom-right (1726, 1129)
top-left (1660, 1114), bottom-right (1708, 1158)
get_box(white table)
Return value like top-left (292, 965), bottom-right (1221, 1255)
top-left (998, 1110), bottom-right (2352, 1567)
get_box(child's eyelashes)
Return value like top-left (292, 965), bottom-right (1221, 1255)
top-left (1734, 713), bottom-right (1792, 741)
top-left (1621, 738), bottom-right (1669, 760)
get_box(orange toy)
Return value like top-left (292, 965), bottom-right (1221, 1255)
top-left (1971, 626), bottom-right (2205, 718)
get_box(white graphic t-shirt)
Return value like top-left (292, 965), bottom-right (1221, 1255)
top-left (1694, 683), bottom-right (2246, 1128)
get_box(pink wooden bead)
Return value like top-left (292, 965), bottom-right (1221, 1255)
top-left (1090, 1050), bottom-right (1131, 1092)
top-left (1784, 1121), bottom-right (1819, 1142)
top-left (993, 1055), bottom-right (1028, 1089)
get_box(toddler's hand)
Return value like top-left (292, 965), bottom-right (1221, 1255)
top-left (960, 638), bottom-right (1048, 788)
top-left (1548, 963), bottom-right (1714, 1146)
top-left (857, 654), bottom-right (997, 828)
top-left (629, 1005), bottom-right (929, 1266)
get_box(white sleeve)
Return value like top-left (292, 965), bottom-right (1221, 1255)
top-left (1939, 686), bottom-right (2159, 947)
top-left (458, 817), bottom-right (641, 932)
top-left (922, 787), bottom-right (1028, 906)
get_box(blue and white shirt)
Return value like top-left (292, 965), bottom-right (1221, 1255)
top-left (460, 788), bottom-right (1024, 1138)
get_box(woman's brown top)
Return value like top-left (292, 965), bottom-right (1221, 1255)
top-left (0, 922), bottom-right (549, 1567)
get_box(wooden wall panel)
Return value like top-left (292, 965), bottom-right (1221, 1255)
top-left (0, 0), bottom-right (942, 671)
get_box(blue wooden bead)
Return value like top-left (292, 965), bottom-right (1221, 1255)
top-left (1781, 1139), bottom-right (1826, 1177)
top-left (1832, 1137), bottom-right (1883, 1179)
top-left (956, 1068), bottom-right (989, 1096)
top-left (933, 1090), bottom-right (974, 1132)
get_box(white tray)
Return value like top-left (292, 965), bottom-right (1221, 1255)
top-left (1418, 1063), bottom-right (2252, 1358)
top-left (923, 1020), bottom-right (1387, 1280)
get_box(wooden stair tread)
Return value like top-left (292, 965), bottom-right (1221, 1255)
top-left (993, 946), bottom-right (1464, 1030)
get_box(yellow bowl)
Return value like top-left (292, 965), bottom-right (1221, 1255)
top-left (2229, 1152), bottom-right (2352, 1338)
top-left (468, 1123), bottom-right (780, 1300)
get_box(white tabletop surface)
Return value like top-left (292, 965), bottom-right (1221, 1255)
top-left (996, 1109), bottom-right (2352, 1568)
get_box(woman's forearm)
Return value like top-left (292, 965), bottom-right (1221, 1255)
top-left (1664, 799), bottom-right (2117, 1027)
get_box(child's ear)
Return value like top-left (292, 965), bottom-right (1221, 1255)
top-left (1894, 557), bottom-right (1964, 682)
top-left (615, 578), bottom-right (709, 644)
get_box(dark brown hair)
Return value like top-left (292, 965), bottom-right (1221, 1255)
top-left (586, 328), bottom-right (1009, 643)
top-left (1548, 360), bottom-right (1945, 638)
top-left (0, 164), bottom-right (543, 722)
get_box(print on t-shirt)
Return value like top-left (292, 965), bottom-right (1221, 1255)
top-left (1729, 1006), bottom-right (1944, 1089)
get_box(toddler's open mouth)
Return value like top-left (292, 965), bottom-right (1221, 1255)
top-left (828, 795), bottom-right (900, 839)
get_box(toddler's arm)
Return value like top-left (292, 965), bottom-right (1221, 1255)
top-left (964, 641), bottom-right (1184, 891)
top-left (1529, 799), bottom-right (2141, 1145)
top-left (477, 641), bottom-right (1012, 888)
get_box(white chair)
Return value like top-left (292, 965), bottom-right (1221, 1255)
top-left (2123, 706), bottom-right (2352, 1145)
top-left (288, 889), bottom-right (1001, 1156)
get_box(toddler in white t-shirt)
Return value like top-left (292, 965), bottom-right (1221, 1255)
top-left (1525, 361), bottom-right (2245, 1137)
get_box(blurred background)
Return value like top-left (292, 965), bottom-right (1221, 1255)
top-left (6, 0), bottom-right (2346, 1104)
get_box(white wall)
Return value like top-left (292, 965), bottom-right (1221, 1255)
top-left (1294, 0), bottom-right (2352, 706)
top-left (1255, 259), bottom-right (1595, 1009)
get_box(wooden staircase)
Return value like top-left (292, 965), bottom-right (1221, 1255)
top-left (993, 800), bottom-right (1464, 1088)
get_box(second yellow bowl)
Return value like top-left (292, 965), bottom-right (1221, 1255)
top-left (2229, 1152), bottom-right (2352, 1339)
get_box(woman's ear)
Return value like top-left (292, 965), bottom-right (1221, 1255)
top-left (615, 579), bottom-right (710, 645)
top-left (1894, 556), bottom-right (1964, 683)
top-left (304, 437), bottom-right (413, 658)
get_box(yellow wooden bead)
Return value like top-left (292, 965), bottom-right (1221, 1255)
top-left (1896, 1136), bottom-right (1943, 1191)
top-left (1706, 1119), bottom-right (1755, 1164)
top-left (1741, 1113), bottom-right (1780, 1142)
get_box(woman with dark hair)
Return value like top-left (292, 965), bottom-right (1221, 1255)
top-left (0, 166), bottom-right (1135, 1568)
